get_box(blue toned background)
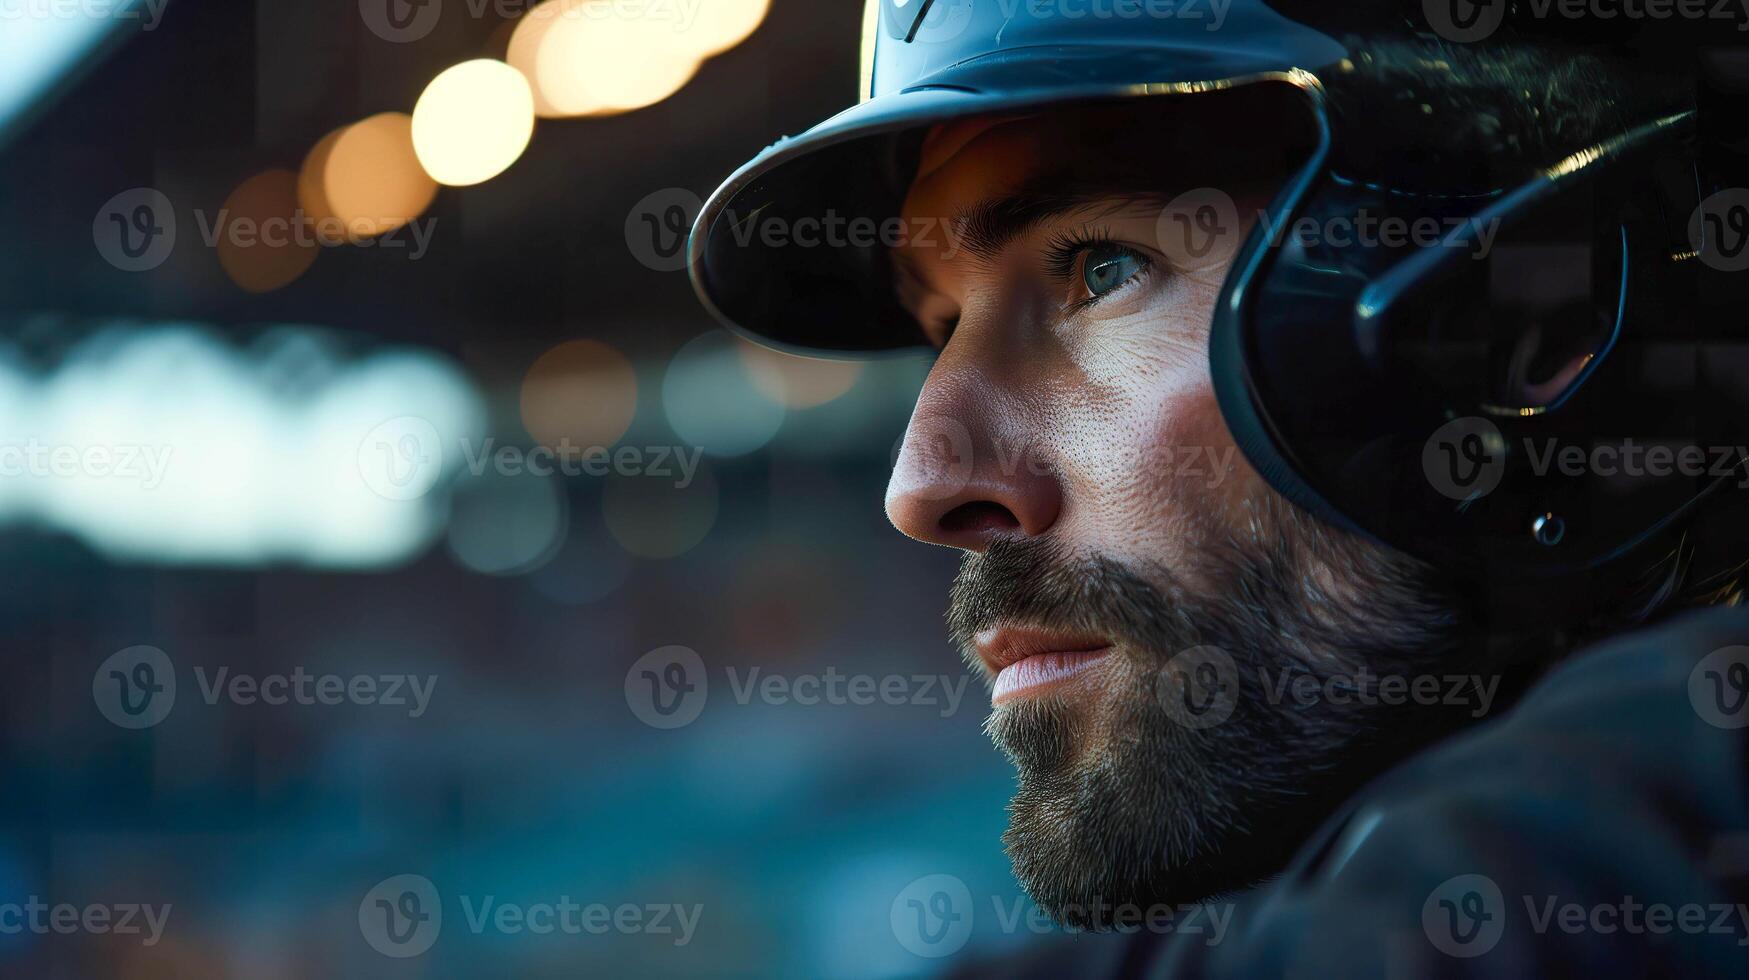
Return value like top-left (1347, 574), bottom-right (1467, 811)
top-left (0, 0), bottom-right (1107, 975)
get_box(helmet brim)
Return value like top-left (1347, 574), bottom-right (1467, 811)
top-left (688, 43), bottom-right (1337, 357)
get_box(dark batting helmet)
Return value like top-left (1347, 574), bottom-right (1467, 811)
top-left (689, 1), bottom-right (1748, 622)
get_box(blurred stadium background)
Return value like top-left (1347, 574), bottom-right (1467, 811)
top-left (0, 0), bottom-right (1125, 975)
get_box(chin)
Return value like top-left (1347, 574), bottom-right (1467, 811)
top-left (953, 503), bottom-right (1477, 928)
top-left (986, 664), bottom-right (1414, 929)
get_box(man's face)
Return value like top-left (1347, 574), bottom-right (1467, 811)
top-left (886, 102), bottom-right (1474, 925)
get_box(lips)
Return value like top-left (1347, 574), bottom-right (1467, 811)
top-left (974, 626), bottom-right (1112, 704)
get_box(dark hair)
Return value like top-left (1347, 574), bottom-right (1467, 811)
top-left (1322, 38), bottom-right (1692, 192)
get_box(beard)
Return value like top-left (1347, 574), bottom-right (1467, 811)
top-left (947, 494), bottom-right (1508, 929)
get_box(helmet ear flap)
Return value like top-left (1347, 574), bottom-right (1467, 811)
top-left (1208, 238), bottom-right (1359, 538)
top-left (1207, 98), bottom-right (1362, 539)
top-left (1216, 107), bottom-right (1749, 612)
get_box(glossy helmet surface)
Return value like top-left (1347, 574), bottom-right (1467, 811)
top-left (689, 2), bottom-right (1747, 600)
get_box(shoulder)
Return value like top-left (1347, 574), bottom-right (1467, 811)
top-left (1178, 606), bottom-right (1749, 977)
top-left (1321, 604), bottom-right (1749, 874)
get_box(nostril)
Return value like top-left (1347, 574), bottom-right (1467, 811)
top-left (938, 501), bottom-right (1020, 536)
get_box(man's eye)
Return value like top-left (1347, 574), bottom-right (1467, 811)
top-left (1080, 243), bottom-right (1147, 299)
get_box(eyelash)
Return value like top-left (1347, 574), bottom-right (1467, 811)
top-left (1041, 226), bottom-right (1156, 311)
top-left (925, 228), bottom-right (1159, 348)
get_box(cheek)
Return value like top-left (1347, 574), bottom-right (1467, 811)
top-left (1115, 386), bottom-right (1245, 543)
top-left (1047, 293), bottom-right (1266, 565)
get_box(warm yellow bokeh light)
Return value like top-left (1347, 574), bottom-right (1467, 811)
top-left (506, 0), bottom-right (577, 117)
top-left (295, 126), bottom-right (349, 245)
top-left (520, 339), bottom-right (640, 449)
top-left (214, 169), bottom-right (319, 293)
top-left (561, 50), bottom-right (700, 117)
top-left (739, 342), bottom-right (863, 409)
top-left (412, 59), bottom-right (536, 187)
top-left (509, 0), bottom-right (702, 118)
top-left (321, 112), bottom-right (439, 239)
top-left (685, 0), bottom-right (772, 56)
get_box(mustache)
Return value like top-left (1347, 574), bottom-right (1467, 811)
top-left (946, 518), bottom-right (1463, 681)
top-left (947, 537), bottom-right (1197, 663)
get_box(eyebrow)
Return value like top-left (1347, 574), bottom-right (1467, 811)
top-left (946, 175), bottom-right (1174, 263)
top-left (889, 173), bottom-right (1179, 329)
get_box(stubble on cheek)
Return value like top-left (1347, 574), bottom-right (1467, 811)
top-left (1067, 382), bottom-right (1263, 596)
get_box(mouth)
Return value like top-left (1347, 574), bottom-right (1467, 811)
top-left (974, 626), bottom-right (1113, 705)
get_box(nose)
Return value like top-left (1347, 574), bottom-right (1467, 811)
top-left (885, 370), bottom-right (1063, 552)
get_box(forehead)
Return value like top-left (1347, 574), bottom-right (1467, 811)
top-left (902, 108), bottom-right (1157, 223)
top-left (898, 91), bottom-right (1314, 225)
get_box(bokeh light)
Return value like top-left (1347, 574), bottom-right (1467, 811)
top-left (446, 468), bottom-right (568, 575)
top-left (739, 342), bottom-right (863, 409)
top-left (687, 0), bottom-right (773, 56)
top-left (663, 331), bottom-right (786, 456)
top-left (315, 112), bottom-right (438, 239)
top-left (0, 325), bottom-right (485, 567)
top-left (529, 513), bottom-right (631, 604)
top-left (520, 339), bottom-right (639, 449)
top-left (601, 463), bottom-right (718, 559)
top-left (214, 169), bottom-right (319, 293)
top-left (412, 59), bottom-right (536, 187)
top-left (295, 126), bottom-right (348, 245)
top-left (508, 0), bottom-right (701, 118)
top-left (503, 1), bottom-right (571, 117)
